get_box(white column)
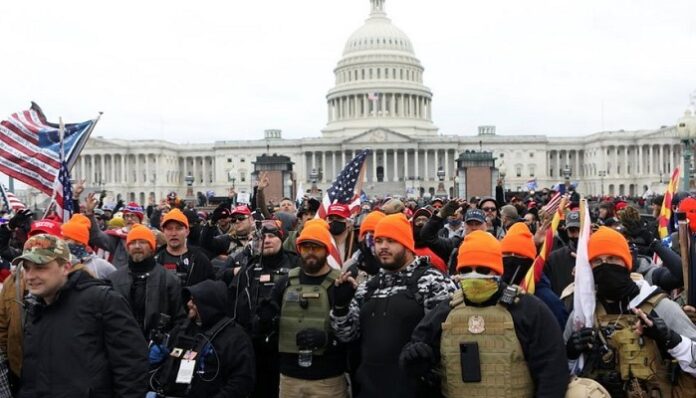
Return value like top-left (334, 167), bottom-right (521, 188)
top-left (659, 145), bottom-right (664, 174)
top-left (424, 150), bottom-right (429, 180)
top-left (100, 154), bottom-right (105, 183)
top-left (393, 149), bottom-right (399, 182)
top-left (322, 151), bottom-right (327, 181)
top-left (312, 152), bottom-right (316, 169)
top-left (372, 151), bottom-right (377, 182)
top-left (121, 155), bottom-right (126, 183)
top-left (405, 150), bottom-right (410, 178)
top-left (415, 149), bottom-right (420, 178)
top-left (80, 156), bottom-right (85, 181)
top-left (332, 152), bottom-right (337, 181)
top-left (399, 95), bottom-right (405, 117)
top-left (110, 155), bottom-right (115, 183)
top-left (435, 149), bottom-right (440, 174)
top-left (445, 149), bottom-right (450, 178)
top-left (342, 150), bottom-right (346, 167)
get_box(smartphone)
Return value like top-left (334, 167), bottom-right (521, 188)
top-left (459, 341), bottom-right (481, 382)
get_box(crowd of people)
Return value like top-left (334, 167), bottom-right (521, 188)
top-left (0, 173), bottom-right (695, 398)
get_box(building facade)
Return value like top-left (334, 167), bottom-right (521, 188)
top-left (73, 0), bottom-right (683, 204)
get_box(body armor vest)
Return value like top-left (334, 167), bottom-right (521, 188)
top-left (440, 290), bottom-right (534, 397)
top-left (278, 268), bottom-right (340, 354)
top-left (592, 292), bottom-right (696, 397)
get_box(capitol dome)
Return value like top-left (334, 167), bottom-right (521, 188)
top-left (322, 0), bottom-right (437, 138)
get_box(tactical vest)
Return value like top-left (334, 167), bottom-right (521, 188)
top-left (592, 292), bottom-right (696, 397)
top-left (278, 268), bottom-right (341, 355)
top-left (440, 289), bottom-right (534, 397)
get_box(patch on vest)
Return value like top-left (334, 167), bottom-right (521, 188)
top-left (468, 315), bottom-right (485, 334)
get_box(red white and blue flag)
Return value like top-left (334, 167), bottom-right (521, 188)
top-left (317, 149), bottom-right (370, 268)
top-left (54, 160), bottom-right (73, 222)
top-left (0, 103), bottom-right (97, 220)
top-left (0, 184), bottom-right (26, 214)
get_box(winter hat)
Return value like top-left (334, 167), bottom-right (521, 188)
top-left (679, 197), bottom-right (696, 233)
top-left (161, 208), bottom-right (189, 229)
top-left (500, 222), bottom-right (536, 260)
top-left (126, 225), bottom-right (156, 251)
top-left (381, 199), bottom-right (405, 215)
top-left (412, 208), bottom-right (432, 222)
top-left (457, 230), bottom-right (503, 274)
top-left (588, 227), bottom-right (632, 270)
top-left (374, 213), bottom-right (415, 253)
top-left (61, 218), bottom-right (90, 246)
top-left (108, 217), bottom-right (125, 229)
top-left (500, 205), bottom-right (519, 220)
top-left (359, 211), bottom-right (386, 239)
top-left (296, 219), bottom-right (332, 251)
top-left (122, 202), bottom-right (144, 221)
top-left (71, 213), bottom-right (92, 228)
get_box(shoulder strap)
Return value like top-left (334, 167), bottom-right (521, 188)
top-left (194, 317), bottom-right (234, 354)
top-left (450, 289), bottom-right (465, 308)
top-left (641, 292), bottom-right (668, 313)
top-left (320, 269), bottom-right (341, 290)
top-left (287, 267), bottom-right (301, 286)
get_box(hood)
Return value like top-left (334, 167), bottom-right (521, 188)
top-left (182, 280), bottom-right (228, 328)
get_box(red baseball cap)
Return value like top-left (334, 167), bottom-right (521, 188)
top-left (327, 204), bottom-right (351, 219)
top-left (29, 219), bottom-right (63, 238)
top-left (231, 205), bottom-right (251, 216)
top-left (615, 201), bottom-right (628, 212)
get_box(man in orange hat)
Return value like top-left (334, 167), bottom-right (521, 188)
top-left (61, 215), bottom-right (116, 279)
top-left (564, 226), bottom-right (696, 396)
top-left (343, 210), bottom-right (385, 280)
top-left (107, 225), bottom-right (185, 338)
top-left (154, 208), bottom-right (214, 287)
top-left (401, 230), bottom-right (569, 397)
top-left (331, 213), bottom-right (456, 398)
top-left (255, 219), bottom-right (349, 398)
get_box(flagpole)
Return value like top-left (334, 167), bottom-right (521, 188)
top-left (43, 117), bottom-right (65, 218)
top-left (67, 111), bottom-right (102, 172)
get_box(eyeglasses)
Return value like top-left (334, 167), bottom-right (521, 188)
top-left (232, 215), bottom-right (248, 222)
top-left (298, 243), bottom-right (325, 253)
top-left (458, 266), bottom-right (492, 275)
top-left (481, 207), bottom-right (496, 212)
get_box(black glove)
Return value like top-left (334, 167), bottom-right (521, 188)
top-left (641, 314), bottom-right (682, 350)
top-left (332, 282), bottom-right (356, 315)
top-left (296, 328), bottom-right (327, 350)
top-left (8, 209), bottom-right (33, 230)
top-left (255, 299), bottom-right (279, 330)
top-left (399, 341), bottom-right (435, 378)
top-left (566, 327), bottom-right (597, 360)
top-left (439, 200), bottom-right (459, 219)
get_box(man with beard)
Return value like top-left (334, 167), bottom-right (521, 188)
top-left (154, 209), bottom-right (215, 287)
top-left (331, 213), bottom-right (456, 398)
top-left (227, 220), bottom-right (299, 398)
top-left (107, 225), bottom-right (185, 338)
top-left (400, 231), bottom-right (569, 397)
top-left (500, 223), bottom-right (568, 329)
top-left (200, 205), bottom-right (254, 267)
top-left (564, 227), bottom-right (696, 396)
top-left (256, 219), bottom-right (349, 397)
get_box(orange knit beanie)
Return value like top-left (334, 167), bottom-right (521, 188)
top-left (359, 211), bottom-right (386, 239)
top-left (126, 225), bottom-right (156, 251)
top-left (588, 226), bottom-right (632, 270)
top-left (61, 219), bottom-right (90, 246)
top-left (501, 222), bottom-right (537, 260)
top-left (457, 230), bottom-right (503, 274)
top-left (374, 213), bottom-right (415, 253)
top-left (297, 219), bottom-right (333, 250)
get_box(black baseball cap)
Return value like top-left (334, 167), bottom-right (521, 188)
top-left (465, 209), bottom-right (486, 224)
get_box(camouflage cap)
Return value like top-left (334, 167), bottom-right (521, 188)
top-left (12, 234), bottom-right (71, 266)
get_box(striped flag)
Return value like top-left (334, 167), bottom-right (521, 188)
top-left (657, 167), bottom-right (680, 239)
top-left (316, 149), bottom-right (370, 269)
top-left (520, 195), bottom-right (567, 293)
top-left (0, 184), bottom-right (26, 213)
top-left (53, 160), bottom-right (73, 222)
top-left (541, 192), bottom-right (562, 215)
top-left (0, 103), bottom-right (97, 198)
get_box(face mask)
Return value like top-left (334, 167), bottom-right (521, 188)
top-left (358, 242), bottom-right (381, 275)
top-left (460, 273), bottom-right (500, 304)
top-left (502, 257), bottom-right (533, 285)
top-left (68, 243), bottom-right (88, 260)
top-left (449, 220), bottom-right (462, 229)
top-left (329, 221), bottom-right (347, 236)
top-left (593, 263), bottom-right (639, 301)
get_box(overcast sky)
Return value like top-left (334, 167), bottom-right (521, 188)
top-left (2, 0), bottom-right (696, 144)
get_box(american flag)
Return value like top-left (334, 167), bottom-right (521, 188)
top-left (541, 191), bottom-right (563, 216)
top-left (317, 149), bottom-right (370, 268)
top-left (0, 102), bottom-right (96, 199)
top-left (367, 92), bottom-right (379, 101)
top-left (0, 184), bottom-right (26, 214)
top-left (53, 160), bottom-right (73, 222)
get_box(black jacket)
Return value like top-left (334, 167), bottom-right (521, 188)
top-left (419, 214), bottom-right (462, 264)
top-left (226, 250), bottom-right (300, 334)
top-left (409, 289), bottom-right (569, 398)
top-left (19, 270), bottom-right (148, 398)
top-left (544, 245), bottom-right (576, 296)
top-left (107, 260), bottom-right (186, 338)
top-left (154, 244), bottom-right (216, 287)
top-left (160, 280), bottom-right (255, 398)
top-left (200, 223), bottom-right (249, 258)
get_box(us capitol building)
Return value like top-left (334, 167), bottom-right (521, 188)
top-left (73, 0), bottom-right (685, 204)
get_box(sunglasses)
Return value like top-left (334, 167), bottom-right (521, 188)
top-left (298, 243), bottom-right (325, 253)
top-left (231, 215), bottom-right (248, 222)
top-left (458, 266), bottom-right (493, 275)
top-left (481, 207), bottom-right (496, 212)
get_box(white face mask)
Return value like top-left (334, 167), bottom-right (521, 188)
top-left (460, 271), bottom-right (499, 281)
